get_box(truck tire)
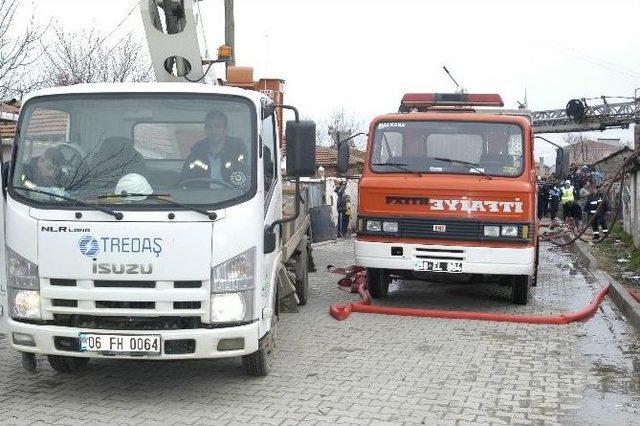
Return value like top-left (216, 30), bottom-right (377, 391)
top-left (242, 316), bottom-right (276, 377)
top-left (511, 275), bottom-right (530, 305)
top-left (47, 355), bottom-right (89, 373)
top-left (367, 268), bottom-right (389, 299)
top-left (293, 240), bottom-right (309, 306)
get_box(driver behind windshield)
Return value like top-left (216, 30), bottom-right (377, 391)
top-left (21, 147), bottom-right (66, 189)
top-left (180, 110), bottom-right (249, 188)
top-left (479, 129), bottom-right (511, 173)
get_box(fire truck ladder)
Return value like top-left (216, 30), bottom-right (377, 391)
top-left (532, 91), bottom-right (640, 133)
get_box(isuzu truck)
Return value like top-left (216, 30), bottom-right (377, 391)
top-left (0, 82), bottom-right (316, 375)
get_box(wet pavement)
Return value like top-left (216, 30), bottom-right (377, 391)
top-left (0, 238), bottom-right (638, 425)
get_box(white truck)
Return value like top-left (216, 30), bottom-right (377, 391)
top-left (0, 0), bottom-right (317, 376)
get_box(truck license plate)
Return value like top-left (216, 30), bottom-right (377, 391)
top-left (79, 333), bottom-right (161, 354)
top-left (413, 260), bottom-right (463, 273)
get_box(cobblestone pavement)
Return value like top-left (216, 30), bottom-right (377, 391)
top-left (1, 239), bottom-right (639, 425)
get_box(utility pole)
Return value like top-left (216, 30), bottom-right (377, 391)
top-left (224, 0), bottom-right (235, 68)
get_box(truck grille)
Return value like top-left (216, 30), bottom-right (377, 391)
top-left (359, 217), bottom-right (531, 242)
top-left (40, 279), bottom-right (209, 326)
top-left (51, 315), bottom-right (204, 330)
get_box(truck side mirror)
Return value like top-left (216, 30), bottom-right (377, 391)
top-left (1, 161), bottom-right (9, 198)
top-left (261, 99), bottom-right (275, 120)
top-left (264, 226), bottom-right (276, 254)
top-left (285, 120), bottom-right (316, 177)
top-left (555, 147), bottom-right (568, 180)
top-left (337, 141), bottom-right (349, 175)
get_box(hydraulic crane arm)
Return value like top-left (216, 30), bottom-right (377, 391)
top-left (532, 94), bottom-right (640, 134)
top-left (140, 0), bottom-right (209, 83)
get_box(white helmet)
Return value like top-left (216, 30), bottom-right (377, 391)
top-left (115, 173), bottom-right (153, 200)
top-left (564, 180), bottom-right (571, 185)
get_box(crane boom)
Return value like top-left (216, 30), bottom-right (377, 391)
top-left (140, 0), bottom-right (209, 83)
top-left (532, 97), bottom-right (640, 133)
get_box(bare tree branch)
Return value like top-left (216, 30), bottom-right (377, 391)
top-left (37, 25), bottom-right (153, 87)
top-left (0, 0), bottom-right (46, 98)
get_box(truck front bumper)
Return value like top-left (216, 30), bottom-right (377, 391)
top-left (355, 239), bottom-right (535, 276)
top-left (8, 318), bottom-right (260, 360)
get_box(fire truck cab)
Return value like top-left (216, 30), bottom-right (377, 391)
top-left (355, 93), bottom-right (538, 304)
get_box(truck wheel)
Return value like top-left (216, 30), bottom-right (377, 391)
top-left (242, 317), bottom-right (276, 377)
top-left (367, 268), bottom-right (389, 299)
top-left (47, 355), bottom-right (89, 373)
top-left (293, 240), bottom-right (309, 306)
top-left (511, 275), bottom-right (530, 305)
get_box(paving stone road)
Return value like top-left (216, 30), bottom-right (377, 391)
top-left (1, 239), bottom-right (639, 425)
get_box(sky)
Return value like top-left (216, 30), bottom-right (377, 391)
top-left (17, 0), bottom-right (640, 163)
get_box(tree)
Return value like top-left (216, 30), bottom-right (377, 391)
top-left (563, 133), bottom-right (592, 164)
top-left (0, 0), bottom-right (45, 98)
top-left (317, 108), bottom-right (367, 149)
top-left (38, 27), bottom-right (153, 87)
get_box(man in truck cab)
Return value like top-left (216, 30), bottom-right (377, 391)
top-left (180, 110), bottom-right (249, 188)
top-left (479, 129), bottom-right (513, 174)
top-left (21, 147), bottom-right (67, 189)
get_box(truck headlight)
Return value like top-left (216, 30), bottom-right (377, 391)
top-left (210, 291), bottom-right (252, 323)
top-left (211, 247), bottom-right (256, 293)
top-left (7, 248), bottom-right (39, 289)
top-left (483, 226), bottom-right (500, 237)
top-left (382, 221), bottom-right (399, 233)
top-left (501, 225), bottom-right (519, 237)
top-left (366, 220), bottom-right (381, 232)
top-left (210, 248), bottom-right (255, 323)
top-left (9, 288), bottom-right (40, 320)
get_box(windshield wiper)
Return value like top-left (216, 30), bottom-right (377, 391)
top-left (97, 192), bottom-right (217, 220)
top-left (372, 162), bottom-right (415, 173)
top-left (13, 186), bottom-right (124, 220)
top-left (432, 157), bottom-right (493, 179)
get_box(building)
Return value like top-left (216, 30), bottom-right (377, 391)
top-left (0, 102), bottom-right (19, 160)
top-left (564, 139), bottom-right (623, 165)
top-left (591, 146), bottom-right (633, 177)
top-left (314, 146), bottom-right (365, 177)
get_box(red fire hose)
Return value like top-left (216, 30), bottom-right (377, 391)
top-left (328, 266), bottom-right (611, 324)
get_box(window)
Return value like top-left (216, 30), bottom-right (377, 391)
top-left (371, 121), bottom-right (524, 177)
top-left (11, 93), bottom-right (257, 209)
top-left (262, 115), bottom-right (276, 193)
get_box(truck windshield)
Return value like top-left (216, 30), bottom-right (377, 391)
top-left (10, 93), bottom-right (256, 209)
top-left (370, 121), bottom-right (524, 177)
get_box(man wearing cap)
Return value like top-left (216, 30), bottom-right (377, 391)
top-left (584, 185), bottom-right (609, 240)
top-left (180, 110), bottom-right (249, 188)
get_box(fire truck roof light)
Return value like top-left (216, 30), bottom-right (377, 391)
top-left (400, 93), bottom-right (504, 109)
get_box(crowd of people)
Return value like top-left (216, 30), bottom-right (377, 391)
top-left (537, 164), bottom-right (610, 240)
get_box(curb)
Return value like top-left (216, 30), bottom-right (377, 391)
top-left (311, 237), bottom-right (354, 248)
top-left (573, 240), bottom-right (640, 331)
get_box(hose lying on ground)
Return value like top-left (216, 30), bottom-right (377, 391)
top-left (327, 265), bottom-right (610, 324)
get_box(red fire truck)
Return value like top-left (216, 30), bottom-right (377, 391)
top-left (355, 93), bottom-right (538, 304)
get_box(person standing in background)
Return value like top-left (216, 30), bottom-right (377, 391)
top-left (335, 180), bottom-right (347, 238)
top-left (344, 195), bottom-right (352, 236)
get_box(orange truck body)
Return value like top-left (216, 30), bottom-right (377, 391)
top-left (355, 99), bottom-right (538, 304)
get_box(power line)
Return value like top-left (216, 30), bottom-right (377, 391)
top-left (79, 1), bottom-right (139, 63)
top-left (534, 40), bottom-right (640, 80)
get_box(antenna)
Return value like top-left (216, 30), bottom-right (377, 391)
top-left (517, 88), bottom-right (528, 110)
top-left (442, 66), bottom-right (466, 94)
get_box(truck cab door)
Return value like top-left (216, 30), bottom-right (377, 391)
top-left (0, 160), bottom-right (8, 335)
top-left (261, 114), bottom-right (281, 310)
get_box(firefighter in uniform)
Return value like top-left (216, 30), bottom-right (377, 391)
top-left (584, 185), bottom-right (609, 240)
